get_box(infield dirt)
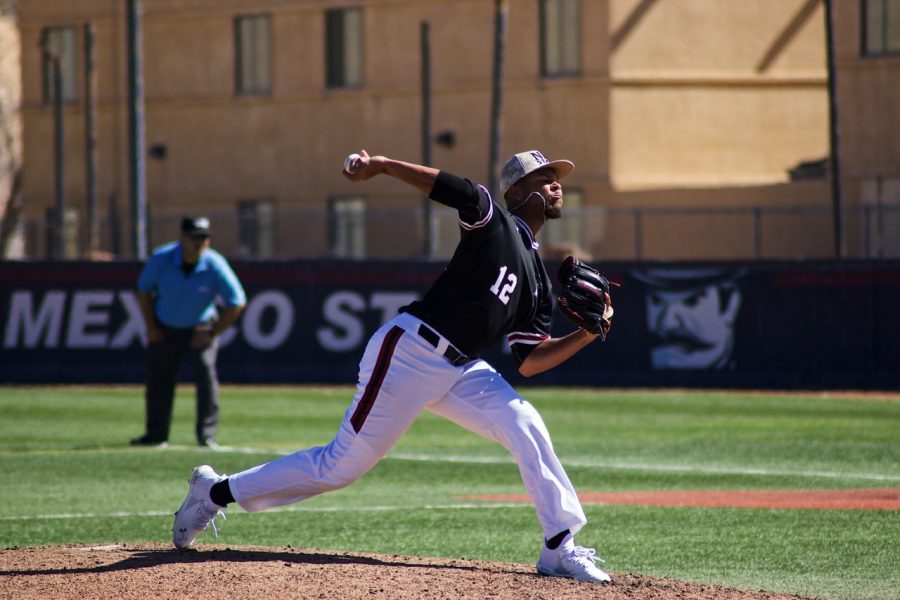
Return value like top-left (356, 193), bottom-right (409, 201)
top-left (0, 543), bottom-right (811, 600)
top-left (5, 487), bottom-right (893, 598)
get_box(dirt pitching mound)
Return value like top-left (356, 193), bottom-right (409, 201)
top-left (0, 543), bottom-right (809, 600)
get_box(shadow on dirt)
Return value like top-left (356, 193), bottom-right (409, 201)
top-left (2, 547), bottom-right (498, 577)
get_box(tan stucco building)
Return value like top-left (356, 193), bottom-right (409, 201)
top-left (7, 0), bottom-right (900, 260)
top-left (831, 0), bottom-right (900, 259)
top-left (0, 0), bottom-right (23, 257)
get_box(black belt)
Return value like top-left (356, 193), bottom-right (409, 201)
top-left (417, 324), bottom-right (471, 367)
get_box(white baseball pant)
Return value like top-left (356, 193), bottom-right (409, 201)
top-left (228, 312), bottom-right (587, 539)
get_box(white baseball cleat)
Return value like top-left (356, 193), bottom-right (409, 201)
top-left (536, 542), bottom-right (612, 583)
top-left (172, 464), bottom-right (227, 549)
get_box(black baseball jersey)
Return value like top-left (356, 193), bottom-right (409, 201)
top-left (401, 171), bottom-right (553, 366)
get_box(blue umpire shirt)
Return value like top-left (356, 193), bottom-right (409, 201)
top-left (137, 241), bottom-right (246, 329)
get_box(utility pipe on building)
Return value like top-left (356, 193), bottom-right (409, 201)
top-left (824, 0), bottom-right (844, 258)
top-left (40, 43), bottom-right (65, 259)
top-left (487, 0), bottom-right (507, 200)
top-left (421, 21), bottom-right (436, 259)
top-left (126, 0), bottom-right (147, 259)
top-left (84, 22), bottom-right (98, 257)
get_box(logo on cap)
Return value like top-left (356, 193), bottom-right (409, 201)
top-left (499, 150), bottom-right (574, 197)
top-left (181, 216), bottom-right (211, 236)
top-left (529, 151), bottom-right (549, 165)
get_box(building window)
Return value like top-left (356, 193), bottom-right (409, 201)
top-left (863, 0), bottom-right (900, 55)
top-left (45, 206), bottom-right (80, 258)
top-left (235, 14), bottom-right (272, 95)
top-left (325, 7), bottom-right (362, 88)
top-left (329, 197), bottom-right (366, 258)
top-left (41, 26), bottom-right (77, 103)
top-left (237, 199), bottom-right (275, 258)
top-left (540, 0), bottom-right (580, 77)
top-left (539, 189), bottom-right (585, 252)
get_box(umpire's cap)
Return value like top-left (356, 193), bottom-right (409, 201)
top-left (500, 150), bottom-right (574, 197)
top-left (181, 216), bottom-right (211, 237)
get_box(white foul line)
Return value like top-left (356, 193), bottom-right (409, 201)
top-left (0, 503), bottom-right (529, 522)
top-left (2, 446), bottom-right (897, 523)
top-left (388, 452), bottom-right (900, 482)
top-left (130, 444), bottom-right (900, 482)
top-left (4, 444), bottom-right (898, 482)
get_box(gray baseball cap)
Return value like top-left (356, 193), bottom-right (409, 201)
top-left (499, 150), bottom-right (574, 197)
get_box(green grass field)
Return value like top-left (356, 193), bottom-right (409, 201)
top-left (1, 385), bottom-right (898, 599)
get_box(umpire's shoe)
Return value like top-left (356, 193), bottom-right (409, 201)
top-left (536, 540), bottom-right (612, 583)
top-left (129, 435), bottom-right (168, 448)
top-left (172, 465), bottom-right (227, 549)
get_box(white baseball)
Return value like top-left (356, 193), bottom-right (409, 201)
top-left (344, 153), bottom-right (362, 173)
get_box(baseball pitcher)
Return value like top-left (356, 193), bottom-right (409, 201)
top-left (171, 149), bottom-right (614, 584)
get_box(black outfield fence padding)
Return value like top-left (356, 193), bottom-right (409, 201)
top-left (1, 260), bottom-right (898, 390)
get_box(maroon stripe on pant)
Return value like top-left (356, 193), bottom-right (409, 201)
top-left (350, 326), bottom-right (404, 433)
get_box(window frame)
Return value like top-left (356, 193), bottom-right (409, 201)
top-left (328, 196), bottom-right (367, 259)
top-left (41, 26), bottom-right (78, 104)
top-left (237, 198), bottom-right (276, 258)
top-left (44, 205), bottom-right (80, 258)
top-left (861, 0), bottom-right (900, 56)
top-left (539, 0), bottom-right (581, 78)
top-left (325, 7), bottom-right (363, 89)
top-left (235, 13), bottom-right (273, 96)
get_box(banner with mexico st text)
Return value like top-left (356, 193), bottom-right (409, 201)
top-left (0, 260), bottom-right (897, 390)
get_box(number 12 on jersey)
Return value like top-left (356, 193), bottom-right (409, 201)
top-left (489, 266), bottom-right (518, 305)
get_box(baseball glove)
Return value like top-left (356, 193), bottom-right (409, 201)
top-left (556, 256), bottom-right (615, 340)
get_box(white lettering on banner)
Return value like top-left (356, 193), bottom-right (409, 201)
top-left (2, 288), bottom-right (417, 352)
top-left (67, 291), bottom-right (113, 348)
top-left (3, 290), bottom-right (66, 348)
top-left (219, 325), bottom-right (238, 347)
top-left (242, 290), bottom-right (294, 350)
top-left (1, 288), bottom-right (297, 351)
top-left (317, 291), bottom-right (420, 352)
top-left (317, 291), bottom-right (365, 351)
top-left (4, 290), bottom-right (142, 349)
top-left (110, 291), bottom-right (146, 348)
top-left (371, 292), bottom-right (419, 326)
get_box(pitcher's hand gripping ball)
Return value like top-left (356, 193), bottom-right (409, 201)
top-left (343, 153), bottom-right (363, 174)
top-left (557, 256), bottom-right (615, 340)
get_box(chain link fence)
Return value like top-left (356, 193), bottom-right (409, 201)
top-left (14, 203), bottom-right (900, 262)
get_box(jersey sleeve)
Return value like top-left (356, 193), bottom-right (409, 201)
top-left (429, 171), bottom-right (494, 229)
top-left (214, 257), bottom-right (247, 307)
top-left (136, 253), bottom-right (162, 294)
top-left (506, 298), bottom-right (552, 367)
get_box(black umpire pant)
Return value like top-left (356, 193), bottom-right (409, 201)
top-left (143, 323), bottom-right (220, 444)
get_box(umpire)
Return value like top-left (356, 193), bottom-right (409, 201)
top-left (130, 216), bottom-right (246, 448)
